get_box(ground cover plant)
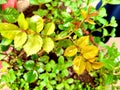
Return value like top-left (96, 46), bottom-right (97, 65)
top-left (0, 0), bottom-right (120, 90)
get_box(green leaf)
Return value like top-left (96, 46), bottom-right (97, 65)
top-left (47, 84), bottom-right (53, 90)
top-left (55, 48), bottom-right (64, 56)
top-left (58, 56), bottom-right (64, 64)
top-left (2, 8), bottom-right (19, 23)
top-left (38, 0), bottom-right (52, 3)
top-left (30, 15), bottom-right (44, 33)
top-left (43, 37), bottom-right (54, 53)
top-left (14, 32), bottom-right (27, 48)
top-left (24, 60), bottom-right (35, 70)
top-left (96, 16), bottom-right (108, 25)
top-left (98, 8), bottom-right (107, 17)
top-left (38, 55), bottom-right (49, 63)
top-left (107, 0), bottom-right (120, 4)
top-left (18, 13), bottom-right (28, 30)
top-left (104, 74), bottom-right (113, 85)
top-left (61, 11), bottom-right (71, 18)
top-left (33, 9), bottom-right (48, 17)
top-left (103, 28), bottom-right (109, 36)
top-left (36, 62), bottom-right (45, 73)
top-left (75, 29), bottom-right (83, 37)
top-left (61, 69), bottom-right (69, 77)
top-left (29, 0), bottom-right (39, 5)
top-left (23, 34), bottom-right (43, 56)
top-left (23, 70), bottom-right (38, 83)
top-left (55, 31), bottom-right (68, 40)
top-left (43, 22), bottom-right (55, 35)
top-left (8, 69), bottom-right (16, 83)
top-left (0, 23), bottom-right (19, 39)
top-left (56, 83), bottom-right (64, 90)
top-left (102, 59), bottom-right (116, 70)
top-left (0, 0), bottom-right (6, 4)
top-left (30, 0), bottom-right (52, 5)
top-left (1, 38), bottom-right (12, 46)
top-left (110, 28), bottom-right (116, 37)
top-left (50, 80), bottom-right (56, 85)
top-left (1, 69), bottom-right (16, 83)
top-left (39, 73), bottom-right (48, 80)
top-left (110, 16), bottom-right (118, 27)
top-left (46, 63), bottom-right (52, 72)
top-left (67, 78), bottom-right (74, 84)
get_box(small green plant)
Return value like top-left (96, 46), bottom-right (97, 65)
top-left (0, 0), bottom-right (120, 90)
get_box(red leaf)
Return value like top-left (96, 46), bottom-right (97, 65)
top-left (0, 61), bottom-right (2, 69)
top-left (2, 0), bottom-right (17, 10)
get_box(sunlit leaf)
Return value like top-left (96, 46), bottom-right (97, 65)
top-left (43, 22), bottom-right (55, 35)
top-left (85, 61), bottom-right (92, 72)
top-left (91, 62), bottom-right (103, 69)
top-left (18, 13), bottom-right (28, 30)
top-left (23, 34), bottom-right (43, 56)
top-left (64, 45), bottom-right (77, 57)
top-left (86, 19), bottom-right (95, 24)
top-left (43, 37), bottom-right (54, 53)
top-left (81, 9), bottom-right (87, 18)
top-left (73, 56), bottom-right (85, 75)
top-left (81, 45), bottom-right (99, 59)
top-left (30, 15), bottom-right (44, 33)
top-left (75, 36), bottom-right (89, 49)
top-left (14, 32), bottom-right (27, 48)
top-left (0, 23), bottom-right (19, 39)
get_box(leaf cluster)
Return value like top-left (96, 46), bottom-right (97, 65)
top-left (0, 0), bottom-right (120, 89)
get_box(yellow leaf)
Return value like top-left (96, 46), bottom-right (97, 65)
top-left (14, 32), bottom-right (27, 48)
top-left (18, 13), bottom-right (28, 30)
top-left (0, 23), bottom-right (19, 40)
top-left (75, 36), bottom-right (89, 49)
top-left (81, 45), bottom-right (99, 59)
top-left (73, 56), bottom-right (85, 75)
top-left (85, 61), bottom-right (92, 72)
top-left (43, 37), bottom-right (54, 53)
top-left (43, 22), bottom-right (55, 35)
top-left (23, 34), bottom-right (43, 56)
top-left (64, 45), bottom-right (77, 57)
top-left (88, 58), bottom-right (96, 62)
top-left (81, 9), bottom-right (87, 18)
top-left (86, 19), bottom-right (95, 24)
top-left (91, 62), bottom-right (103, 69)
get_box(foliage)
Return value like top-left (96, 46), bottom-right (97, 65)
top-left (0, 0), bottom-right (120, 89)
